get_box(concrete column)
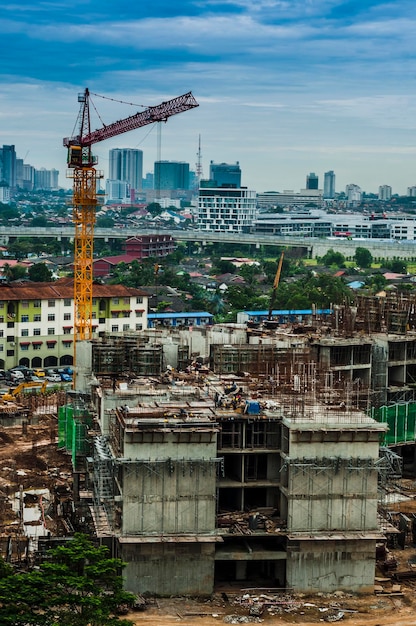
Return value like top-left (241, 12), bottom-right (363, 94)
top-left (236, 561), bottom-right (247, 581)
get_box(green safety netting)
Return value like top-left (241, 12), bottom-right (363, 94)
top-left (371, 402), bottom-right (416, 445)
top-left (57, 404), bottom-right (91, 468)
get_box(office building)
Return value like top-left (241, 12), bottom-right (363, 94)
top-left (209, 161), bottom-right (241, 188)
top-left (154, 161), bottom-right (190, 191)
top-left (109, 149), bottom-right (143, 191)
top-left (105, 180), bottom-right (131, 205)
top-left (407, 186), bottom-right (416, 197)
top-left (306, 172), bottom-right (319, 190)
top-left (323, 170), bottom-right (336, 199)
top-left (0, 145), bottom-right (16, 189)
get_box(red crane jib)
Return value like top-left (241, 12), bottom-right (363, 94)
top-left (64, 91), bottom-right (198, 148)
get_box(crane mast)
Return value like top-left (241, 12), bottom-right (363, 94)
top-left (65, 88), bottom-right (199, 369)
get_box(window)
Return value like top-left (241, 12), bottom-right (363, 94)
top-left (123, 324), bottom-right (130, 331)
top-left (48, 300), bottom-right (55, 308)
top-left (0, 345), bottom-right (3, 352)
top-left (33, 344), bottom-right (41, 350)
top-left (136, 297), bottom-right (143, 304)
top-left (6, 349), bottom-right (14, 357)
top-left (21, 300), bottom-right (29, 308)
top-left (136, 324), bottom-right (143, 331)
top-left (34, 300), bottom-right (41, 308)
top-left (123, 297), bottom-right (129, 304)
top-left (47, 328), bottom-right (55, 335)
top-left (0, 316), bottom-right (3, 323)
top-left (64, 299), bottom-right (71, 306)
top-left (64, 313), bottom-right (71, 321)
top-left (21, 315), bottom-right (29, 323)
top-left (62, 340), bottom-right (72, 347)
top-left (0, 302), bottom-right (4, 309)
top-left (6, 336), bottom-right (13, 342)
top-left (34, 314), bottom-right (41, 322)
top-left (34, 328), bottom-right (41, 336)
top-left (63, 328), bottom-right (71, 335)
top-left (46, 342), bottom-right (56, 349)
top-left (92, 299), bottom-right (97, 305)
top-left (92, 312), bottom-right (96, 319)
top-left (112, 298), bottom-right (119, 304)
top-left (21, 329), bottom-right (28, 337)
top-left (136, 311), bottom-right (143, 317)
top-left (20, 344), bottom-right (29, 351)
top-left (48, 314), bottom-right (55, 321)
top-left (111, 325), bottom-right (119, 332)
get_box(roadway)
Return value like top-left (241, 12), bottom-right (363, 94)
top-left (1, 225), bottom-right (416, 259)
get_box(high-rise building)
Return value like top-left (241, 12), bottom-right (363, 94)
top-left (209, 161), bottom-right (241, 188)
top-left (306, 172), bottom-right (319, 190)
top-left (154, 161), bottom-right (190, 191)
top-left (378, 185), bottom-right (392, 201)
top-left (0, 145), bottom-right (16, 189)
top-left (34, 168), bottom-right (59, 190)
top-left (105, 180), bottom-right (131, 204)
top-left (346, 184), bottom-right (362, 204)
top-left (323, 170), bottom-right (336, 199)
top-left (109, 149), bottom-right (143, 191)
top-left (408, 186), bottom-right (416, 197)
top-left (22, 164), bottom-right (35, 191)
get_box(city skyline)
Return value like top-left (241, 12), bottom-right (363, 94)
top-left (2, 1), bottom-right (416, 194)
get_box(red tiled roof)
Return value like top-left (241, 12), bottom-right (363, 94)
top-left (0, 278), bottom-right (147, 300)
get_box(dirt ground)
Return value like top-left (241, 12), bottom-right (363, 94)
top-left (125, 590), bottom-right (416, 625)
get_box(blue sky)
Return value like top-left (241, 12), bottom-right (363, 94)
top-left (2, 0), bottom-right (416, 194)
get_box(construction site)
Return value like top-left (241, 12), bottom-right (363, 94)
top-left (2, 293), bottom-right (416, 619)
top-left (2, 89), bottom-right (416, 622)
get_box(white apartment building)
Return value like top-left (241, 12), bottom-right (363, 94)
top-left (197, 186), bottom-right (257, 232)
top-left (378, 185), bottom-right (392, 201)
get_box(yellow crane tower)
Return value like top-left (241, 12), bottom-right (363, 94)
top-left (63, 89), bottom-right (199, 368)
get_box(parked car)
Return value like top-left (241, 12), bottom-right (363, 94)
top-left (46, 373), bottom-right (62, 383)
top-left (60, 373), bottom-right (72, 382)
top-left (7, 369), bottom-right (25, 381)
top-left (32, 368), bottom-right (45, 377)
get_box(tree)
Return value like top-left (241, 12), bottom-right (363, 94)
top-left (320, 248), bottom-right (345, 267)
top-left (3, 263), bottom-right (27, 281)
top-left (96, 216), bottom-right (115, 228)
top-left (28, 263), bottom-right (53, 282)
top-left (30, 215), bottom-right (49, 227)
top-left (355, 247), bottom-right (373, 268)
top-left (0, 533), bottom-right (135, 626)
top-left (385, 259), bottom-right (408, 274)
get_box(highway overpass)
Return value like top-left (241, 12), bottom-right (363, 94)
top-left (1, 225), bottom-right (416, 260)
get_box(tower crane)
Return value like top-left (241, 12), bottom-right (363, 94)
top-left (63, 89), bottom-right (199, 368)
top-left (266, 251), bottom-right (285, 326)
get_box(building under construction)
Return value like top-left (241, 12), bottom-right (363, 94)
top-left (56, 292), bottom-right (416, 595)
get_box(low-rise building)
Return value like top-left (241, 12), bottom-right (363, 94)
top-left (0, 279), bottom-right (148, 370)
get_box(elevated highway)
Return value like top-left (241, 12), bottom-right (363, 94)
top-left (1, 225), bottom-right (416, 259)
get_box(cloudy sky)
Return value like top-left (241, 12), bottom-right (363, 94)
top-left (2, 0), bottom-right (416, 194)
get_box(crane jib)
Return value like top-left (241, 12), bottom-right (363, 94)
top-left (63, 91), bottom-right (198, 148)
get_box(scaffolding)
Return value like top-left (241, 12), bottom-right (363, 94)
top-left (92, 334), bottom-right (164, 376)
